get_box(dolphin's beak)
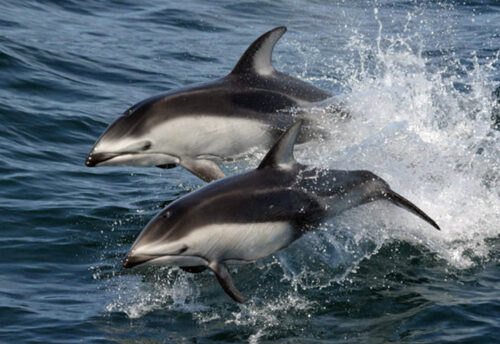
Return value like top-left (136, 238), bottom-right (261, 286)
top-left (122, 253), bottom-right (155, 268)
top-left (85, 152), bottom-right (120, 167)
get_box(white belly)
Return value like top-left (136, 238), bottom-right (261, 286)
top-left (150, 116), bottom-right (272, 159)
top-left (183, 221), bottom-right (295, 263)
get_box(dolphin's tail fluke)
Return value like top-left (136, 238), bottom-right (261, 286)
top-left (383, 190), bottom-right (441, 231)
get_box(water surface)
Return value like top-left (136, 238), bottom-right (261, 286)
top-left (0, 0), bottom-right (499, 343)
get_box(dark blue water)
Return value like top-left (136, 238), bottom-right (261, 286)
top-left (1, 1), bottom-right (499, 343)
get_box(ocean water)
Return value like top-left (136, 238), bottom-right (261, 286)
top-left (1, 0), bottom-right (499, 343)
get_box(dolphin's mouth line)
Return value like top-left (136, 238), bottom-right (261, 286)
top-left (122, 253), bottom-right (208, 269)
top-left (86, 152), bottom-right (180, 167)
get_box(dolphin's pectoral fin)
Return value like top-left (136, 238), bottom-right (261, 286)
top-left (210, 262), bottom-right (245, 303)
top-left (180, 158), bottom-right (226, 182)
top-left (180, 266), bottom-right (207, 273)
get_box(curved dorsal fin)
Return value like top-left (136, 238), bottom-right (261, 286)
top-left (258, 120), bottom-right (302, 170)
top-left (231, 26), bottom-right (287, 76)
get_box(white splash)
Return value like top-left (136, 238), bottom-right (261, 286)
top-left (297, 20), bottom-right (499, 270)
top-left (105, 268), bottom-right (207, 319)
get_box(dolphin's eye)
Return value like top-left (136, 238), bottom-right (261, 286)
top-left (142, 142), bottom-right (152, 151)
top-left (162, 211), bottom-right (171, 219)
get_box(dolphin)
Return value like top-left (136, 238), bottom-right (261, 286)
top-left (86, 26), bottom-right (332, 182)
top-left (122, 121), bottom-right (440, 303)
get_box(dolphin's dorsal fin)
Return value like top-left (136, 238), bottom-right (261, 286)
top-left (258, 120), bottom-right (302, 170)
top-left (231, 26), bottom-right (287, 76)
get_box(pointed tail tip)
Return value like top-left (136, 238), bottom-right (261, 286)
top-left (428, 218), bottom-right (441, 231)
top-left (385, 190), bottom-right (441, 231)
